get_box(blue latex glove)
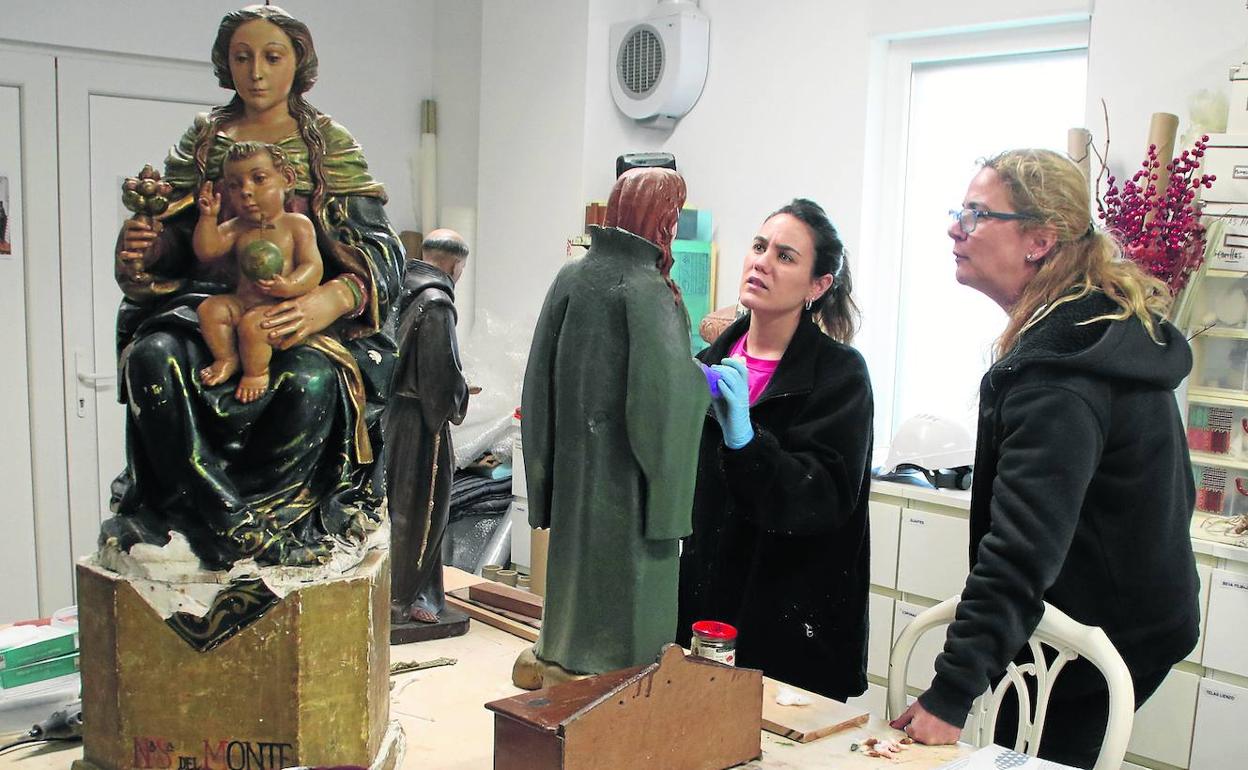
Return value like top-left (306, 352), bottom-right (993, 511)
top-left (710, 357), bottom-right (753, 449)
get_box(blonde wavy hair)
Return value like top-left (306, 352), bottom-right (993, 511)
top-left (985, 148), bottom-right (1170, 356)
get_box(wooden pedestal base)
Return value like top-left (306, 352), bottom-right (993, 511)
top-left (74, 549), bottom-right (393, 770)
top-left (391, 605), bottom-right (470, 644)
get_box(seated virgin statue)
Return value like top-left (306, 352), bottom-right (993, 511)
top-left (102, 5), bottom-right (404, 569)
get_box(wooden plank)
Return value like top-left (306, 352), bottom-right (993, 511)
top-left (446, 594), bottom-right (539, 643)
top-left (448, 588), bottom-right (541, 629)
top-left (444, 565), bottom-right (487, 593)
top-left (760, 677), bottom-right (870, 743)
top-left (469, 581), bottom-right (544, 619)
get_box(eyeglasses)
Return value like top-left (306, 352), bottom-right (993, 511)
top-left (949, 207), bottom-right (1038, 234)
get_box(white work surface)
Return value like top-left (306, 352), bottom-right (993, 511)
top-left (0, 616), bottom-right (972, 770)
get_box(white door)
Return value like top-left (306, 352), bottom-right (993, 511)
top-left (0, 49), bottom-right (62, 619)
top-left (56, 56), bottom-right (219, 585)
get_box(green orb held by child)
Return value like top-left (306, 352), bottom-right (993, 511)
top-left (240, 239), bottom-right (284, 281)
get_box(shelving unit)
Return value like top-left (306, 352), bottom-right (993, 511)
top-left (1184, 267), bottom-right (1248, 546)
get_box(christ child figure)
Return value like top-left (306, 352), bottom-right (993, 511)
top-left (194, 141), bottom-right (323, 403)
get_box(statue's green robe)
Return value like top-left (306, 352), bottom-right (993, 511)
top-left (522, 226), bottom-right (709, 674)
top-left (105, 113), bottom-right (404, 568)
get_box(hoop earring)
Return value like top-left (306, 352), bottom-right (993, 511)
top-left (804, 298), bottom-right (813, 311)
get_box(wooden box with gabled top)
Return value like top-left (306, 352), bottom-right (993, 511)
top-left (485, 645), bottom-right (762, 770)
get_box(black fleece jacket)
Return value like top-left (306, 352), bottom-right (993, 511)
top-left (677, 315), bottom-right (874, 699)
top-left (919, 290), bottom-right (1200, 725)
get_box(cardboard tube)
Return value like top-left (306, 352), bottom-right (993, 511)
top-left (1067, 127), bottom-right (1092, 181)
top-left (419, 99), bottom-right (438, 233)
top-left (1147, 112), bottom-right (1180, 193)
top-left (419, 133), bottom-right (437, 233)
top-left (530, 528), bottom-right (550, 597)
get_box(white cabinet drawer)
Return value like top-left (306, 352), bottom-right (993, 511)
top-left (896, 508), bottom-right (969, 602)
top-left (869, 500), bottom-right (900, 588)
top-left (867, 592), bottom-right (894, 678)
top-left (1201, 569), bottom-right (1248, 678)
top-left (1127, 667), bottom-right (1198, 768)
top-left (1185, 563), bottom-right (1212, 666)
top-left (893, 600), bottom-right (945, 690)
top-left (1189, 678), bottom-right (1248, 770)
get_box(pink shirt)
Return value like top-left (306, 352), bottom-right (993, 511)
top-left (728, 335), bottom-right (781, 405)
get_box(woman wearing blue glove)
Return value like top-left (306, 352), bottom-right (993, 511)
top-left (677, 199), bottom-right (874, 700)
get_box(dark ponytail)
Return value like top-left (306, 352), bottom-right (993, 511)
top-left (768, 198), bottom-right (860, 344)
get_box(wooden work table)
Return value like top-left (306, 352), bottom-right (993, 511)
top-left (0, 564), bottom-right (973, 769)
top-left (0, 618), bottom-right (970, 770)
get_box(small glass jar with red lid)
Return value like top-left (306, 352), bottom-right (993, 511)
top-left (690, 620), bottom-right (737, 666)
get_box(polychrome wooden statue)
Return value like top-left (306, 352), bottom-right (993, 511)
top-left (514, 167), bottom-right (710, 688)
top-left (103, 4), bottom-right (404, 569)
top-left (386, 229), bottom-right (470, 638)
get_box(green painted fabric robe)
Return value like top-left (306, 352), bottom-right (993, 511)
top-left (522, 226), bottom-right (709, 674)
top-left (104, 113), bottom-right (404, 568)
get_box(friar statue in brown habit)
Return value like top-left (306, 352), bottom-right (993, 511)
top-left (386, 229), bottom-right (470, 637)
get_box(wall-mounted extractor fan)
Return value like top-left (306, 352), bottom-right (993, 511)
top-left (609, 0), bottom-right (710, 129)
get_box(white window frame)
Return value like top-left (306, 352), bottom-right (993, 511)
top-left (857, 19), bottom-right (1091, 448)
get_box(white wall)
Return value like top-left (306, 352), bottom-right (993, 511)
top-left (434, 0), bottom-right (484, 330)
top-left (0, 0), bottom-right (434, 234)
top-left (474, 0), bottom-right (590, 328)
top-left (1087, 0), bottom-right (1248, 176)
top-left (471, 0), bottom-right (1248, 378)
top-left (474, 0), bottom-right (1095, 330)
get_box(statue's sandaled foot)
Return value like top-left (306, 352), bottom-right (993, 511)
top-left (390, 600), bottom-right (439, 625)
top-left (409, 606), bottom-right (438, 624)
top-left (235, 371), bottom-right (270, 403)
top-left (200, 357), bottom-right (239, 387)
top-left (511, 644), bottom-right (592, 690)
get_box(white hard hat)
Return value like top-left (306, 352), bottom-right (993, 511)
top-left (883, 414), bottom-right (975, 487)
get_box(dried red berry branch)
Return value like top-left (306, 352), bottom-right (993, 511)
top-left (1095, 129), bottom-right (1217, 296)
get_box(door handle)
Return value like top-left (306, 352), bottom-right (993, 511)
top-left (76, 371), bottom-right (117, 387)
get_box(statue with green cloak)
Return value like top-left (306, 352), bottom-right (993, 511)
top-left (102, 4), bottom-right (404, 570)
top-left (513, 167), bottom-right (710, 688)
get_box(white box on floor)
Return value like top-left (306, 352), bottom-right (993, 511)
top-left (509, 498), bottom-right (530, 572)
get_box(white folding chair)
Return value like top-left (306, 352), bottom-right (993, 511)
top-left (886, 596), bottom-right (1135, 770)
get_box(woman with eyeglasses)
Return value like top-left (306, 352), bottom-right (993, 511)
top-left (890, 150), bottom-right (1200, 768)
top-left (676, 199), bottom-right (874, 701)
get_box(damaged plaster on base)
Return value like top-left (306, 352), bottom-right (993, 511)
top-left (87, 520), bottom-right (390, 620)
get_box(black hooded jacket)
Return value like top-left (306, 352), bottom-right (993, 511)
top-left (920, 290), bottom-right (1200, 725)
top-left (677, 314), bottom-right (874, 699)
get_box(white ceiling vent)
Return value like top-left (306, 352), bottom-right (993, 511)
top-left (609, 1), bottom-right (709, 129)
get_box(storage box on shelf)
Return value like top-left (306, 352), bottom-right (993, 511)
top-left (866, 479), bottom-right (1247, 770)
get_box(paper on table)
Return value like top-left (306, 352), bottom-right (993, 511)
top-left (937, 744), bottom-right (1079, 769)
